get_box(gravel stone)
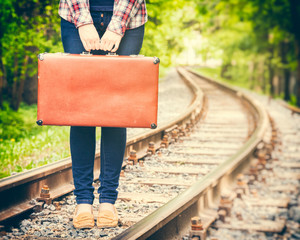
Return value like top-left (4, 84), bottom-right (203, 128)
top-left (289, 206), bottom-right (300, 223)
top-left (21, 219), bottom-right (31, 227)
top-left (29, 199), bottom-right (37, 205)
top-left (43, 204), bottom-right (49, 209)
top-left (49, 204), bottom-right (56, 211)
top-left (33, 231), bottom-right (41, 237)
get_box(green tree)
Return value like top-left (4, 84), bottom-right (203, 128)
top-left (195, 0), bottom-right (300, 105)
top-left (142, 0), bottom-right (196, 68)
top-left (0, 0), bottom-right (196, 110)
top-left (0, 0), bottom-right (62, 111)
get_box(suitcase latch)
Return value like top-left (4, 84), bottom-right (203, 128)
top-left (106, 52), bottom-right (118, 56)
top-left (130, 55), bottom-right (144, 57)
top-left (80, 51), bottom-right (92, 56)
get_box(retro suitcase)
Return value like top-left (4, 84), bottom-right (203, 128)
top-left (37, 53), bottom-right (159, 129)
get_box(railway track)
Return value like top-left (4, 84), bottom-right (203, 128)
top-left (203, 92), bottom-right (300, 240)
top-left (110, 68), bottom-right (268, 240)
top-left (0, 67), bottom-right (200, 224)
top-left (0, 67), bottom-right (270, 239)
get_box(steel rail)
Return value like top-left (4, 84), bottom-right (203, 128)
top-left (112, 67), bottom-right (269, 240)
top-left (277, 99), bottom-right (300, 114)
top-left (0, 69), bottom-right (204, 223)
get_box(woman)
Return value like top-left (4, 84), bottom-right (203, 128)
top-left (59, 0), bottom-right (147, 229)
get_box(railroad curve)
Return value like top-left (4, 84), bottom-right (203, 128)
top-left (0, 67), bottom-right (269, 240)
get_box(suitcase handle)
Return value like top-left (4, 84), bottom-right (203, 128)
top-left (80, 52), bottom-right (119, 56)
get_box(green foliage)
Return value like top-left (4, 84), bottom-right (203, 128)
top-left (289, 94), bottom-right (297, 106)
top-left (0, 102), bottom-right (68, 178)
top-left (0, 102), bottom-right (103, 179)
top-left (142, 0), bottom-right (197, 68)
top-left (0, 102), bottom-right (25, 140)
top-left (194, 0), bottom-right (298, 99)
top-left (0, 126), bottom-right (71, 179)
top-left (0, 0), bottom-right (63, 110)
top-left (194, 66), bottom-right (250, 89)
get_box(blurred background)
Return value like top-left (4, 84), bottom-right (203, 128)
top-left (0, 0), bottom-right (299, 178)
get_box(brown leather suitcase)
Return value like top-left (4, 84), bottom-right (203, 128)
top-left (36, 53), bottom-right (159, 129)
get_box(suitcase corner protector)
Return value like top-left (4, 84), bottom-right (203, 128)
top-left (38, 53), bottom-right (46, 61)
top-left (36, 120), bottom-right (43, 126)
top-left (153, 57), bottom-right (160, 64)
top-left (151, 123), bottom-right (157, 129)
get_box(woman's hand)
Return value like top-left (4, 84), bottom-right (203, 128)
top-left (100, 30), bottom-right (122, 52)
top-left (78, 24), bottom-right (101, 51)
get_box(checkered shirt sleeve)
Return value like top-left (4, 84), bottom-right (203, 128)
top-left (59, 0), bottom-right (93, 28)
top-left (107, 0), bottom-right (147, 36)
top-left (59, 0), bottom-right (147, 33)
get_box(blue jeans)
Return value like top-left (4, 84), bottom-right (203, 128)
top-left (61, 12), bottom-right (144, 205)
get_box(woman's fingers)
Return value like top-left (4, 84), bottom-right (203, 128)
top-left (95, 40), bottom-right (101, 50)
top-left (111, 41), bottom-right (120, 52)
top-left (81, 40), bottom-right (89, 52)
top-left (99, 39), bottom-right (107, 51)
top-left (106, 41), bottom-right (114, 52)
top-left (78, 25), bottom-right (122, 52)
top-left (100, 30), bottom-right (122, 52)
top-left (86, 41), bottom-right (92, 51)
top-left (78, 24), bottom-right (100, 51)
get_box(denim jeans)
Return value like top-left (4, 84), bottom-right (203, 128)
top-left (61, 12), bottom-right (144, 204)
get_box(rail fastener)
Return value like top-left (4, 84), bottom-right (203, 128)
top-left (189, 216), bottom-right (206, 240)
top-left (138, 160), bottom-right (144, 167)
top-left (248, 175), bottom-right (256, 185)
top-left (217, 209), bottom-right (227, 223)
top-left (236, 189), bottom-right (244, 199)
top-left (257, 150), bottom-right (268, 165)
top-left (249, 162), bottom-right (259, 178)
top-left (235, 211), bottom-right (243, 221)
top-left (37, 185), bottom-right (52, 205)
top-left (235, 174), bottom-right (249, 195)
top-left (178, 126), bottom-right (186, 138)
top-left (128, 150), bottom-right (138, 165)
top-left (185, 123), bottom-right (192, 135)
top-left (160, 135), bottom-right (169, 148)
top-left (171, 129), bottom-right (179, 142)
top-left (147, 142), bottom-right (156, 155)
top-left (120, 170), bottom-right (125, 177)
top-left (218, 194), bottom-right (233, 217)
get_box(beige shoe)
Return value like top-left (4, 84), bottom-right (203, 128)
top-left (97, 205), bottom-right (118, 228)
top-left (73, 206), bottom-right (94, 229)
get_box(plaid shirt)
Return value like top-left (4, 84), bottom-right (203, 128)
top-left (59, 0), bottom-right (147, 36)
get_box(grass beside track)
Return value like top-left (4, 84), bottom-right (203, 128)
top-left (0, 102), bottom-right (101, 179)
top-left (194, 66), bottom-right (298, 107)
top-left (193, 66), bottom-right (249, 89)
